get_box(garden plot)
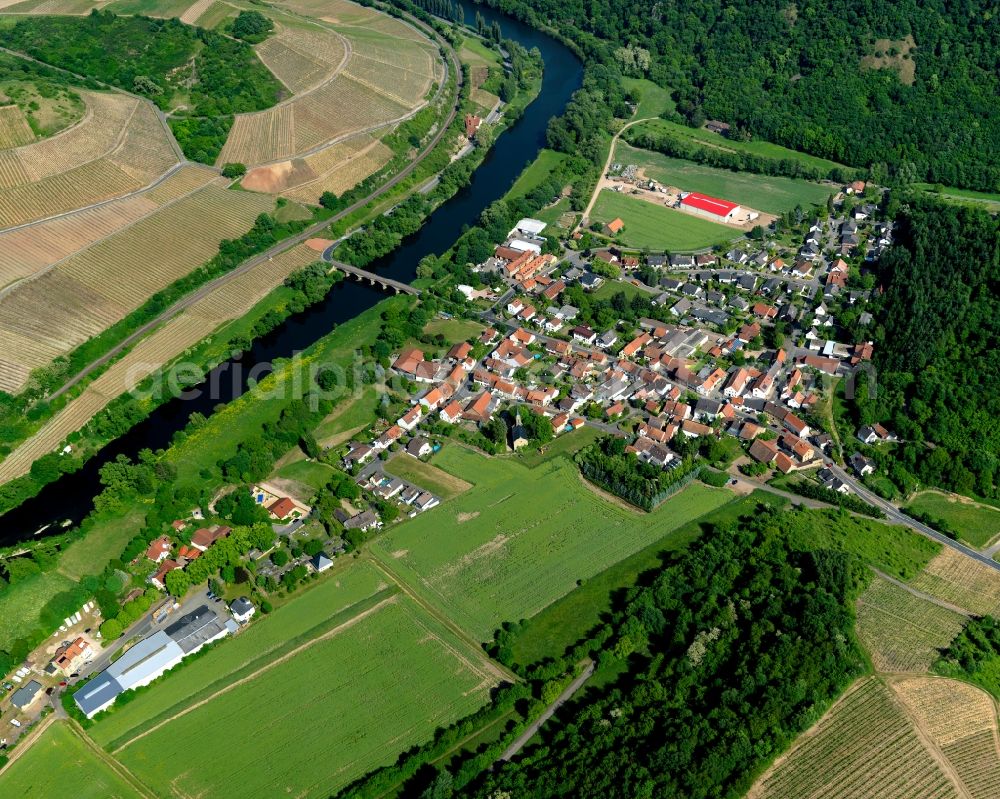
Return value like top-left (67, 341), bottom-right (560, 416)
top-left (748, 677), bottom-right (963, 799)
top-left (855, 575), bottom-right (967, 673)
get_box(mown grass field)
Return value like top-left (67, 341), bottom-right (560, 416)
top-left (506, 148), bottom-right (567, 199)
top-left (616, 141), bottom-right (834, 214)
top-left (116, 594), bottom-right (497, 799)
top-left (591, 190), bottom-right (736, 251)
top-left (167, 297), bottom-right (408, 491)
top-left (0, 721), bottom-right (143, 799)
top-left (623, 77), bottom-right (674, 118)
top-left (90, 560), bottom-right (388, 749)
top-left (511, 490), bottom-right (785, 666)
top-left (512, 425), bottom-right (602, 469)
top-left (458, 36), bottom-right (502, 67)
top-left (915, 183), bottom-right (1000, 211)
top-left (422, 316), bottom-right (484, 342)
top-left (631, 117), bottom-right (848, 174)
top-left (905, 491), bottom-right (1000, 548)
top-left (272, 458), bottom-right (338, 493)
top-left (384, 452), bottom-right (472, 501)
top-left (370, 447), bottom-right (733, 641)
top-left (57, 507), bottom-right (148, 581)
top-left (314, 383), bottom-right (381, 446)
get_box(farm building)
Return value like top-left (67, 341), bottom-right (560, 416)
top-left (679, 192), bottom-right (742, 222)
top-left (74, 605), bottom-right (236, 718)
top-left (510, 218), bottom-right (547, 238)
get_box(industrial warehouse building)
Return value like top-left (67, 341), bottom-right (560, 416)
top-left (679, 192), bottom-right (742, 222)
top-left (75, 605), bottom-right (237, 718)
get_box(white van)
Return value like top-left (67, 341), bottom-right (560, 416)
top-left (10, 719), bottom-right (21, 727)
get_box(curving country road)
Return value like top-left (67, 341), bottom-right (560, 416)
top-left (44, 21), bottom-right (462, 403)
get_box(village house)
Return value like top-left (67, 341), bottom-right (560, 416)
top-left (145, 536), bottom-right (172, 564)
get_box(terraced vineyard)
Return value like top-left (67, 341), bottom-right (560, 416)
top-left (255, 24), bottom-right (348, 94)
top-left (891, 677), bottom-right (1000, 799)
top-left (0, 245), bottom-right (317, 481)
top-left (218, 5), bottom-right (437, 168)
top-left (910, 548), bottom-right (1000, 617)
top-left (243, 131), bottom-right (392, 203)
top-left (0, 89), bottom-right (179, 228)
top-left (0, 177), bottom-right (271, 393)
top-left (0, 103), bottom-right (33, 147)
top-left (855, 576), bottom-right (967, 673)
top-left (748, 677), bottom-right (964, 799)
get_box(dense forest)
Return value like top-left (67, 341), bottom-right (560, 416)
top-left (0, 12), bottom-right (281, 161)
top-left (458, 509), bottom-right (868, 798)
top-left (935, 616), bottom-right (1000, 699)
top-left (479, 0), bottom-right (1000, 191)
top-left (851, 197), bottom-right (1000, 498)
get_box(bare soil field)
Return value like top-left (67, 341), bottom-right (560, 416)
top-left (0, 245), bottom-right (317, 481)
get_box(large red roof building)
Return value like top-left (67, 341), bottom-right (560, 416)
top-left (679, 192), bottom-right (741, 221)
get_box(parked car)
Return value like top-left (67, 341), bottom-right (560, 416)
top-left (10, 719), bottom-right (21, 727)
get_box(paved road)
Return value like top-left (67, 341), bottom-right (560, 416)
top-left (828, 464), bottom-right (1000, 572)
top-left (43, 21), bottom-right (462, 404)
top-left (499, 661), bottom-right (595, 762)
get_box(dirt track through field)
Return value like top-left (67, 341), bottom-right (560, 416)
top-left (68, 720), bottom-right (157, 799)
top-left (112, 594), bottom-right (398, 754)
top-left (367, 554), bottom-right (517, 684)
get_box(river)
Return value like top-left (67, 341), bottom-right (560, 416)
top-left (0, 2), bottom-right (582, 548)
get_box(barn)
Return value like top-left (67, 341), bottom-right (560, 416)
top-left (679, 192), bottom-right (741, 222)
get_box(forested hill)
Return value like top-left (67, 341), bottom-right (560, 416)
top-left (857, 197), bottom-right (1000, 497)
top-left (480, 0), bottom-right (1000, 191)
top-left (460, 510), bottom-right (867, 799)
